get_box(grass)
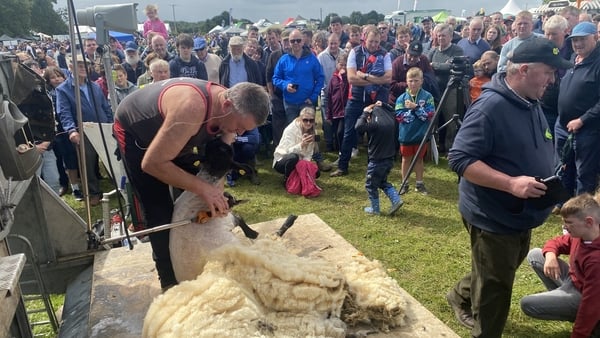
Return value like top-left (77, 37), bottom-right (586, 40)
top-left (34, 138), bottom-right (573, 338)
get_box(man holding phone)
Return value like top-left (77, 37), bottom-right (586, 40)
top-left (446, 38), bottom-right (573, 337)
top-left (273, 29), bottom-right (331, 171)
top-left (272, 29), bottom-right (325, 125)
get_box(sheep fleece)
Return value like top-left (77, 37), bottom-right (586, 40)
top-left (143, 239), bottom-right (347, 337)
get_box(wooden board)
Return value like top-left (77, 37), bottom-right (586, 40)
top-left (88, 214), bottom-right (459, 338)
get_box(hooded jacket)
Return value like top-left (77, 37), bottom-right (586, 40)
top-left (542, 234), bottom-right (600, 338)
top-left (448, 73), bottom-right (555, 234)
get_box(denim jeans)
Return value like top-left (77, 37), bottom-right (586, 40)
top-left (365, 158), bottom-right (394, 200)
top-left (555, 122), bottom-right (600, 195)
top-left (520, 248), bottom-right (579, 322)
top-left (337, 99), bottom-right (363, 172)
top-left (36, 149), bottom-right (61, 194)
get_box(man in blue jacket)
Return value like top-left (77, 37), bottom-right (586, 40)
top-left (272, 29), bottom-right (324, 125)
top-left (446, 38), bottom-right (573, 337)
top-left (56, 53), bottom-right (113, 206)
top-left (273, 29), bottom-right (330, 172)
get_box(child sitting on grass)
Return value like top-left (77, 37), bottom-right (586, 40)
top-left (395, 67), bottom-right (435, 195)
top-left (355, 102), bottom-right (404, 215)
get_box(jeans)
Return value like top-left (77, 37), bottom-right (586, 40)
top-left (320, 89), bottom-right (333, 150)
top-left (365, 158), bottom-right (394, 200)
top-left (338, 99), bottom-right (364, 172)
top-left (36, 149), bottom-right (61, 194)
top-left (283, 102), bottom-right (306, 125)
top-left (520, 248), bottom-right (579, 322)
top-left (555, 122), bottom-right (600, 195)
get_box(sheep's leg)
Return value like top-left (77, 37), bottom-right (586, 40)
top-left (232, 213), bottom-right (259, 239)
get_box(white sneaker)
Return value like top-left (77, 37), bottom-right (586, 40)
top-left (351, 148), bottom-right (359, 158)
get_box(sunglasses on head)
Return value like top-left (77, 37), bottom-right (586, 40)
top-left (290, 39), bottom-right (303, 44)
top-left (302, 118), bottom-right (315, 123)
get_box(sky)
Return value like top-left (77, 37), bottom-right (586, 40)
top-left (56, 0), bottom-right (542, 24)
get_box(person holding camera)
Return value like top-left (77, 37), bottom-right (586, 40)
top-left (446, 38), bottom-right (573, 337)
top-left (273, 106), bottom-right (322, 182)
top-left (427, 24), bottom-right (465, 154)
top-left (272, 29), bottom-right (331, 172)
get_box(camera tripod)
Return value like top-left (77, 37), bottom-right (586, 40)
top-left (399, 71), bottom-right (470, 193)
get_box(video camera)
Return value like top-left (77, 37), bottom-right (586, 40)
top-left (449, 56), bottom-right (470, 75)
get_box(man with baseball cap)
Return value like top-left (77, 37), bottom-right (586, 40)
top-left (121, 41), bottom-right (145, 84)
top-left (389, 41), bottom-right (436, 104)
top-left (194, 37), bottom-right (221, 83)
top-left (555, 21), bottom-right (600, 199)
top-left (446, 37), bottom-right (573, 337)
top-left (417, 16), bottom-right (434, 48)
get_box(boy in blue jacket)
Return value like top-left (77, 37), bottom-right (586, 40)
top-left (395, 67), bottom-right (435, 195)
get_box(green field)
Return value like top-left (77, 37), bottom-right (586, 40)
top-left (32, 141), bottom-right (572, 338)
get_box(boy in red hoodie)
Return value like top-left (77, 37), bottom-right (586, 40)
top-left (520, 193), bottom-right (600, 338)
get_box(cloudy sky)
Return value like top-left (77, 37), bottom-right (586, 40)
top-left (56, 0), bottom-right (542, 24)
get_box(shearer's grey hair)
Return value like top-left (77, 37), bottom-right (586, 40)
top-left (226, 82), bottom-right (270, 125)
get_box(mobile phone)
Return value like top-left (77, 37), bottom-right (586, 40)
top-left (291, 83), bottom-right (299, 89)
top-left (314, 134), bottom-right (321, 142)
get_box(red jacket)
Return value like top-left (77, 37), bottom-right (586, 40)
top-left (543, 234), bottom-right (600, 338)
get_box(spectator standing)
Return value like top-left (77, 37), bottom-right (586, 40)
top-left (194, 37), bottom-right (221, 84)
top-left (556, 22), bottom-right (600, 197)
top-left (330, 16), bottom-right (349, 47)
top-left (457, 18), bottom-right (490, 63)
top-left (389, 41), bottom-right (436, 105)
top-left (56, 54), bottom-right (114, 206)
top-left (446, 39), bottom-right (572, 337)
top-left (389, 26), bottom-right (411, 63)
top-left (484, 25), bottom-right (503, 54)
top-left (169, 33), bottom-right (207, 80)
top-left (151, 35), bottom-right (174, 62)
top-left (121, 41), bottom-right (145, 85)
top-left (326, 53), bottom-right (349, 154)
top-left (395, 67), bottom-right (435, 195)
top-left (318, 33), bottom-right (344, 152)
top-left (218, 36), bottom-right (263, 88)
top-left (330, 26), bottom-right (392, 177)
top-left (113, 64), bottom-right (137, 105)
top-left (498, 11), bottom-right (538, 73)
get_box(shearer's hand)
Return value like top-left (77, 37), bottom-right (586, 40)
top-left (197, 183), bottom-right (229, 217)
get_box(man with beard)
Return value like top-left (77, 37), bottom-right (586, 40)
top-left (121, 41), bottom-right (145, 84)
top-left (218, 36), bottom-right (263, 88)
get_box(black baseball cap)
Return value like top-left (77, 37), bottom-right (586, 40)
top-left (407, 41), bottom-right (423, 56)
top-left (421, 16), bottom-right (433, 23)
top-left (509, 38), bottom-right (573, 69)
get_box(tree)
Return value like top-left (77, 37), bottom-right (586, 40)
top-left (0, 0), bottom-right (33, 36)
top-left (30, 0), bottom-right (68, 34)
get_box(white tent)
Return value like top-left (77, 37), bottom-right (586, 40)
top-left (500, 0), bottom-right (523, 15)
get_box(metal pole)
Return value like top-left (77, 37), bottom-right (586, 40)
top-left (170, 4), bottom-right (177, 35)
top-left (67, 0), bottom-right (92, 229)
top-left (100, 219), bottom-right (191, 245)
